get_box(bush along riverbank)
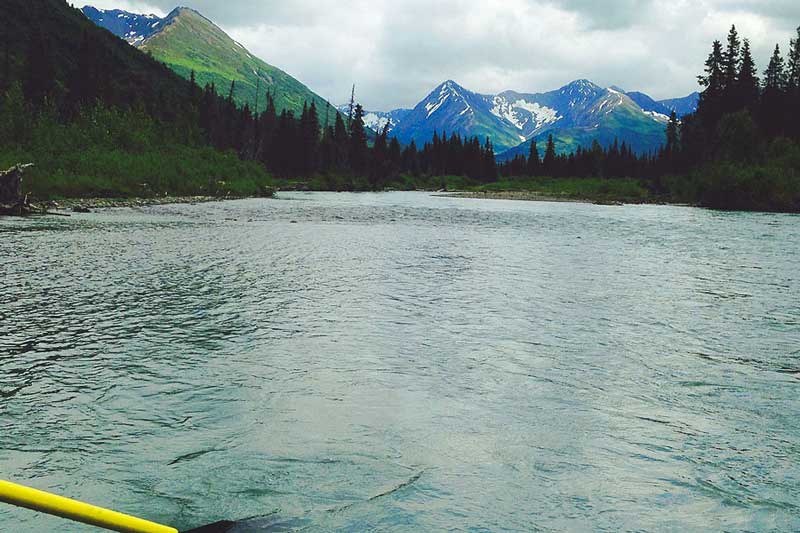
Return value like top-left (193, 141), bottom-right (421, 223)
top-left (0, 89), bottom-right (274, 202)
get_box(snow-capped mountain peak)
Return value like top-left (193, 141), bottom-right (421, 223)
top-left (424, 80), bottom-right (472, 118)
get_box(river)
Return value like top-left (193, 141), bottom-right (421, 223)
top-left (1, 192), bottom-right (798, 531)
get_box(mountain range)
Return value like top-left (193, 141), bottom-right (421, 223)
top-left (81, 5), bottom-right (338, 118)
top-left (347, 80), bottom-right (699, 157)
top-left (84, 4), bottom-right (698, 158)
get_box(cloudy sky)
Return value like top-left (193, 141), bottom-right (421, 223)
top-left (85, 0), bottom-right (800, 110)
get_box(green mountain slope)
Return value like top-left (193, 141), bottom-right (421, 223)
top-left (139, 7), bottom-right (338, 118)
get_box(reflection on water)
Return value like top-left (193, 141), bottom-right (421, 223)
top-left (1, 192), bottom-right (799, 532)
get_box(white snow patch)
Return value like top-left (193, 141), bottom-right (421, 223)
top-left (491, 97), bottom-right (560, 132)
top-left (490, 96), bottom-right (524, 129)
top-left (644, 110), bottom-right (670, 122)
top-left (362, 113), bottom-right (397, 132)
top-left (425, 94), bottom-right (448, 117)
top-left (425, 83), bottom-right (459, 118)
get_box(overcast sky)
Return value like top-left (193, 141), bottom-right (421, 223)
top-left (85, 0), bottom-right (800, 110)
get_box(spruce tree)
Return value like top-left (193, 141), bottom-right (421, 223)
top-left (788, 27), bottom-right (800, 90)
top-left (370, 124), bottom-right (388, 189)
top-left (388, 137), bottom-right (402, 175)
top-left (299, 100), bottom-right (320, 175)
top-left (227, 80), bottom-right (236, 104)
top-left (527, 139), bottom-right (540, 176)
top-left (763, 44), bottom-right (787, 91)
top-left (736, 39), bottom-right (759, 109)
top-left (349, 104), bottom-right (368, 174)
top-left (259, 91), bottom-right (278, 168)
top-left (722, 25), bottom-right (741, 91)
top-left (665, 111), bottom-right (680, 170)
top-left (482, 138), bottom-right (497, 182)
top-left (787, 27), bottom-right (800, 139)
top-left (333, 112), bottom-right (349, 172)
top-left (698, 40), bottom-right (725, 122)
top-left (543, 135), bottom-right (557, 174)
top-left (762, 44), bottom-right (788, 137)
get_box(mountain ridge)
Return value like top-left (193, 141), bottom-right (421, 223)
top-left (82, 5), bottom-right (338, 118)
top-left (350, 80), bottom-right (698, 156)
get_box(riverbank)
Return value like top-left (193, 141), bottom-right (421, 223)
top-left (43, 195), bottom-right (247, 213)
top-left (439, 191), bottom-right (623, 204)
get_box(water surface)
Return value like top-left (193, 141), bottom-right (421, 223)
top-left (1, 192), bottom-right (798, 531)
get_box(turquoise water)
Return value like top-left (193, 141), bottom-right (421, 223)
top-left (1, 192), bottom-right (799, 532)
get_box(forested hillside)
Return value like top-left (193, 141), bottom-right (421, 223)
top-left (0, 0), bottom-right (272, 198)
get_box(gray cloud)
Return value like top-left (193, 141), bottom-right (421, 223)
top-left (86, 0), bottom-right (800, 110)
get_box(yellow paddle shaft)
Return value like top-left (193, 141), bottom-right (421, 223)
top-left (0, 479), bottom-right (178, 533)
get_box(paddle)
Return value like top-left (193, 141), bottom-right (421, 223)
top-left (0, 479), bottom-right (235, 533)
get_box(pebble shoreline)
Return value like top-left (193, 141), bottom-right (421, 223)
top-left (44, 195), bottom-right (246, 213)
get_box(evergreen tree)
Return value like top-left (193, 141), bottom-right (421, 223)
top-left (663, 112), bottom-right (680, 172)
top-left (666, 112), bottom-right (679, 154)
top-left (388, 136), bottom-right (402, 176)
top-left (370, 124), bottom-right (389, 189)
top-left (401, 140), bottom-right (420, 176)
top-left (764, 44), bottom-right (788, 91)
top-left (299, 100), bottom-right (320, 175)
top-left (787, 27), bottom-right (800, 139)
top-left (319, 124), bottom-right (336, 175)
top-left (333, 112), bottom-right (349, 172)
top-left (788, 27), bottom-right (800, 91)
top-left (762, 44), bottom-right (788, 137)
top-left (273, 110), bottom-right (297, 176)
top-left (349, 104), bottom-right (368, 174)
top-left (482, 138), bottom-right (497, 182)
top-left (527, 139), bottom-right (540, 176)
top-left (258, 91), bottom-right (278, 167)
top-left (543, 134), bottom-right (557, 174)
top-left (722, 25), bottom-right (741, 91)
top-left (698, 40), bottom-right (726, 123)
top-left (736, 39), bottom-right (760, 108)
top-left (189, 69), bottom-right (198, 106)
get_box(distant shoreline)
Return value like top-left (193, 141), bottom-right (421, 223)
top-left (437, 191), bottom-right (591, 204)
top-left (38, 195), bottom-right (245, 214)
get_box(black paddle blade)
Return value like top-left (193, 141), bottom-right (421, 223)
top-left (183, 520), bottom-right (236, 533)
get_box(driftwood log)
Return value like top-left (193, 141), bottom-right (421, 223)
top-left (0, 164), bottom-right (41, 216)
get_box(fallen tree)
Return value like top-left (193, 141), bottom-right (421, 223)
top-left (0, 164), bottom-right (38, 216)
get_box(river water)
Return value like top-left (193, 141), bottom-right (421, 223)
top-left (1, 192), bottom-right (799, 532)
